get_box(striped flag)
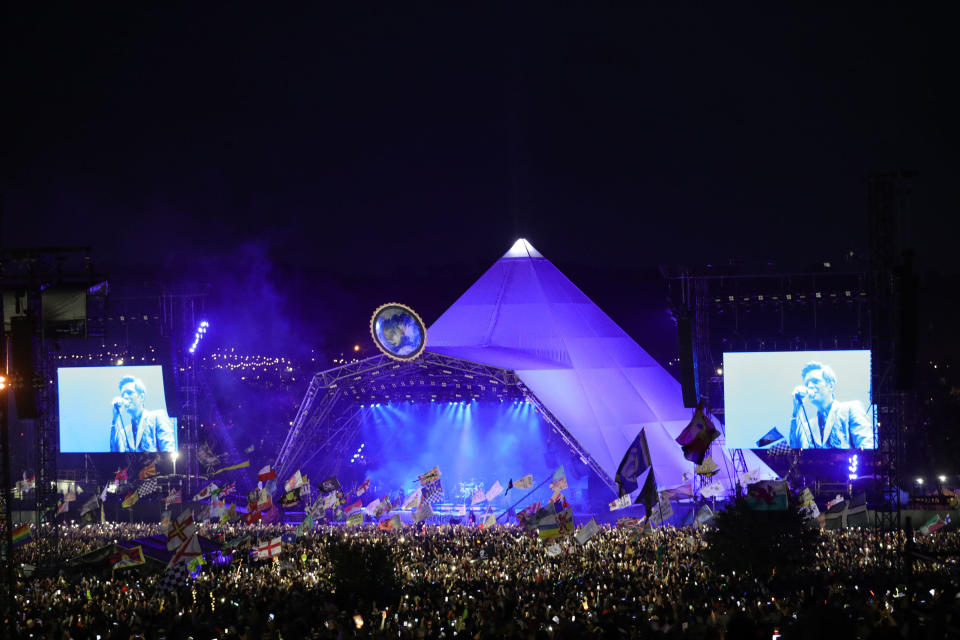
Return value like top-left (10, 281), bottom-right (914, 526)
top-left (211, 460), bottom-right (250, 476)
top-left (111, 546), bottom-right (146, 569)
top-left (258, 465), bottom-right (277, 482)
top-left (12, 523), bottom-right (32, 547)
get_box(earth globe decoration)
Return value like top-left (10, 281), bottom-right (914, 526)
top-left (370, 303), bottom-right (427, 361)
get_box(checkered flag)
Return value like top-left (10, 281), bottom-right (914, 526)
top-left (138, 478), bottom-right (160, 497)
top-left (767, 440), bottom-right (793, 456)
top-left (156, 563), bottom-right (190, 593)
top-left (422, 478), bottom-right (444, 504)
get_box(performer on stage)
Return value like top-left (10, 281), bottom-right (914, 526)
top-left (789, 361), bottom-right (872, 449)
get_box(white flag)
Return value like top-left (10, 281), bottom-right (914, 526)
top-left (413, 500), bottom-right (433, 523)
top-left (364, 498), bottom-right (382, 517)
top-left (608, 495), bottom-right (631, 511)
top-left (402, 489), bottom-right (421, 510)
top-left (322, 493), bottom-right (339, 510)
top-left (485, 481), bottom-right (503, 502)
top-left (545, 543), bottom-right (561, 557)
top-left (699, 481), bottom-right (726, 498)
top-left (575, 517), bottom-right (601, 544)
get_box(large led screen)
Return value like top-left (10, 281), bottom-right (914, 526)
top-left (58, 365), bottom-right (177, 453)
top-left (723, 350), bottom-right (874, 450)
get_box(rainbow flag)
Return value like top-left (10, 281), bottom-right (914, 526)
top-left (12, 523), bottom-right (32, 547)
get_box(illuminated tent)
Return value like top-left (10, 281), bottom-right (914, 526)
top-left (426, 239), bottom-right (776, 494)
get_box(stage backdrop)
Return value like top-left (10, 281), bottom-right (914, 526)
top-left (723, 350), bottom-right (873, 450)
top-left (58, 365), bottom-right (172, 452)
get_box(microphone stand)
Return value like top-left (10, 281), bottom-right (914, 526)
top-left (796, 396), bottom-right (816, 448)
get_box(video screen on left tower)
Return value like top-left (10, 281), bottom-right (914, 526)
top-left (57, 365), bottom-right (177, 453)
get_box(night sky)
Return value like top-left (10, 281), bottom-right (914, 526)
top-left (3, 5), bottom-right (957, 357)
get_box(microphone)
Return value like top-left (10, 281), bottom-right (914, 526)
top-left (112, 397), bottom-right (124, 411)
top-left (794, 388), bottom-right (809, 401)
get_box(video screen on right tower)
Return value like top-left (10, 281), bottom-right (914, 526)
top-left (723, 350), bottom-right (875, 450)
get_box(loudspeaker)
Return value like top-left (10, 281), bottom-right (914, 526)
top-left (10, 316), bottom-right (38, 418)
top-left (677, 316), bottom-right (698, 407)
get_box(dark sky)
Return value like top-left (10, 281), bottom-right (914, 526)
top-left (3, 5), bottom-right (957, 355)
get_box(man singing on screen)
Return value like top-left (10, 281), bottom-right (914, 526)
top-left (110, 376), bottom-right (176, 452)
top-left (789, 361), bottom-right (873, 449)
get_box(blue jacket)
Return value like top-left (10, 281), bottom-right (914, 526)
top-left (110, 409), bottom-right (176, 452)
top-left (789, 400), bottom-right (873, 449)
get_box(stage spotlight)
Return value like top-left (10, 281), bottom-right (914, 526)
top-left (938, 475), bottom-right (947, 483)
top-left (916, 478), bottom-right (924, 485)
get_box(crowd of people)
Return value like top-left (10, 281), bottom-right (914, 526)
top-left (4, 519), bottom-right (960, 639)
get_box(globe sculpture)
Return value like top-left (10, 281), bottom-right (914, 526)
top-left (370, 303), bottom-right (427, 361)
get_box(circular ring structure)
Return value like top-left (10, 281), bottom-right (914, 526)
top-left (369, 303), bottom-right (427, 361)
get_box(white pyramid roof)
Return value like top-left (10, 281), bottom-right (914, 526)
top-left (427, 239), bottom-right (776, 493)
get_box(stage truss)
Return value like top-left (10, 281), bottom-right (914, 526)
top-left (273, 351), bottom-right (615, 492)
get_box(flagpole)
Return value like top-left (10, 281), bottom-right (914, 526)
top-left (495, 475), bottom-right (554, 523)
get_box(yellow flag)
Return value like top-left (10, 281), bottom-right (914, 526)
top-left (211, 460), bottom-right (250, 476)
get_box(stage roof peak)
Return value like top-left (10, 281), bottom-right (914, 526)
top-left (503, 238), bottom-right (543, 259)
top-left (426, 240), bottom-right (776, 493)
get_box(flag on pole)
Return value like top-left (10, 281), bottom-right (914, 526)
top-left (258, 465), bottom-right (277, 483)
top-left (418, 466), bottom-right (441, 486)
top-left (675, 401), bottom-right (720, 465)
top-left (121, 491), bottom-right (139, 508)
top-left (355, 478), bottom-right (371, 496)
top-left (137, 477), bottom-right (160, 497)
top-left (609, 495), bottom-right (631, 511)
top-left (364, 498), bottom-right (382, 517)
top-left (421, 478), bottom-right (444, 504)
top-left (615, 429), bottom-right (652, 497)
top-left (413, 499), bottom-right (433, 523)
top-left (284, 471), bottom-right (303, 493)
top-left (649, 497), bottom-right (674, 525)
top-left (694, 456), bottom-right (720, 477)
top-left (402, 489), bottom-right (421, 510)
top-left (211, 460), bottom-right (250, 476)
top-left (346, 512), bottom-right (364, 527)
top-left (379, 514), bottom-right (402, 530)
top-left (549, 467), bottom-right (568, 493)
top-left (575, 517), bottom-right (601, 544)
top-left (169, 534), bottom-right (202, 567)
top-left (138, 464), bottom-right (157, 480)
top-left (115, 467), bottom-right (128, 483)
top-left (192, 483), bottom-right (219, 501)
top-left (111, 546), bottom-right (146, 569)
top-left (80, 494), bottom-right (99, 516)
top-left (165, 510), bottom-right (196, 550)
top-left (514, 474), bottom-right (534, 489)
top-left (319, 476), bottom-right (340, 493)
top-left (485, 481), bottom-right (503, 502)
top-left (197, 443), bottom-right (219, 467)
top-left (745, 480), bottom-right (789, 511)
top-left (699, 481), bottom-right (725, 499)
top-left (164, 489), bottom-right (182, 507)
top-left (322, 492), bottom-right (339, 510)
top-left (12, 523), bottom-right (33, 547)
top-left (633, 468), bottom-right (659, 512)
top-left (659, 483), bottom-right (694, 501)
top-left (756, 427), bottom-right (786, 448)
top-left (344, 499), bottom-right (362, 515)
top-left (483, 513), bottom-right (497, 528)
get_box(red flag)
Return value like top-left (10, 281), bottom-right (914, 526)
top-left (115, 467), bottom-right (128, 483)
top-left (138, 464), bottom-right (157, 480)
top-left (344, 499), bottom-right (362, 515)
top-left (258, 465), bottom-right (277, 483)
top-left (245, 510), bottom-right (262, 525)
